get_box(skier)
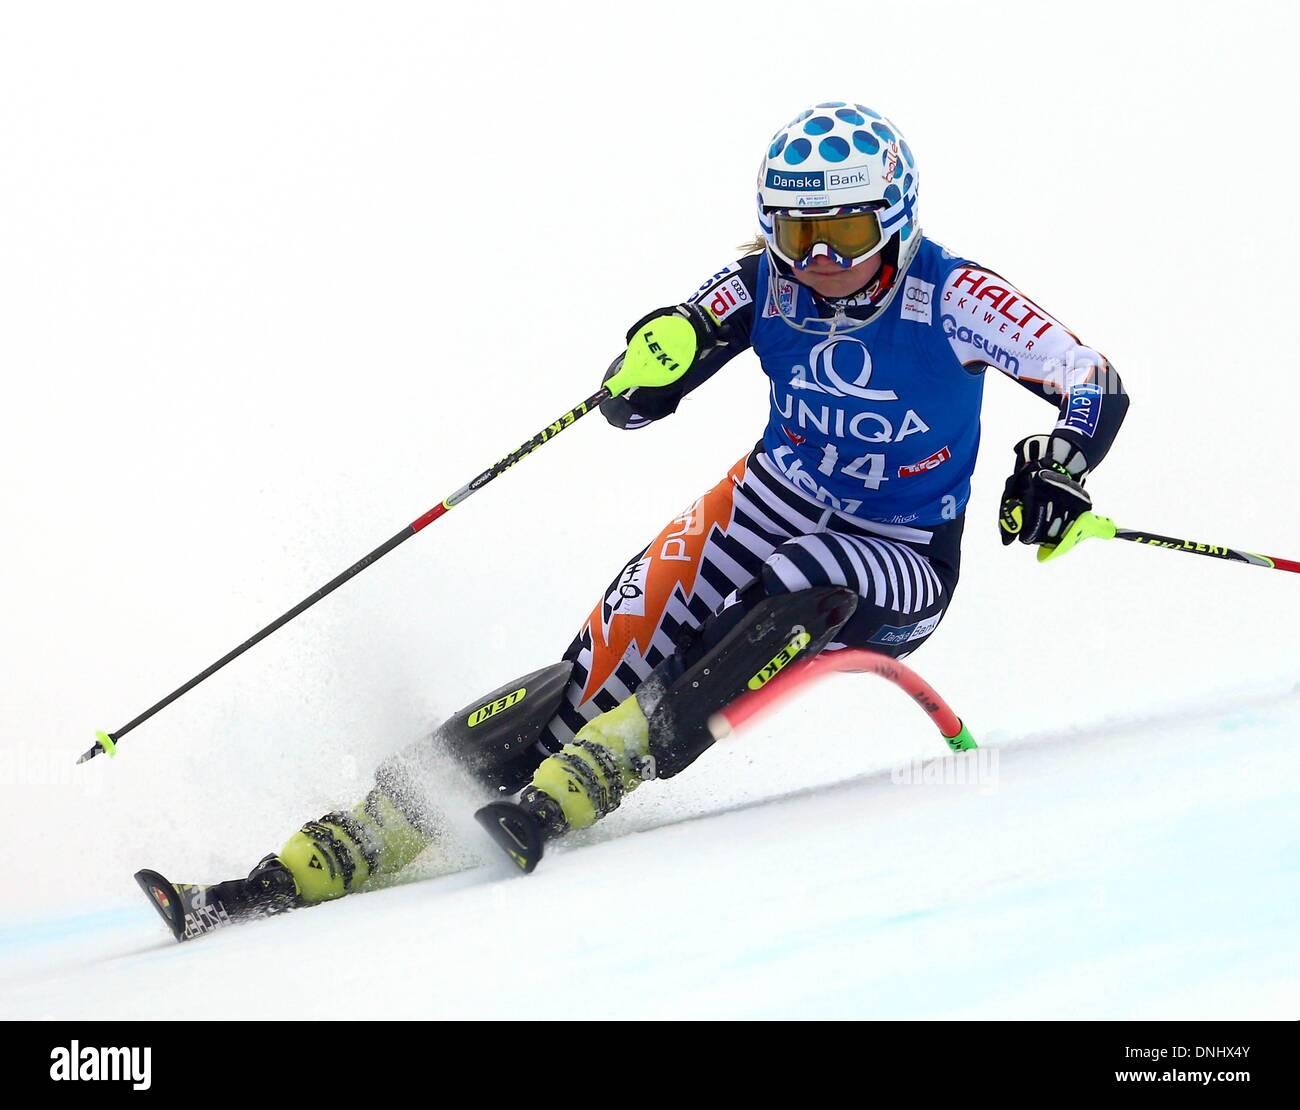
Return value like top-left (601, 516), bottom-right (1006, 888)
top-left (140, 102), bottom-right (1129, 936)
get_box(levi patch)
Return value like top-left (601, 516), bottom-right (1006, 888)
top-left (1061, 382), bottom-right (1103, 438)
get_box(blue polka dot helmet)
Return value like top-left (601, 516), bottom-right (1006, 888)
top-left (758, 102), bottom-right (920, 279)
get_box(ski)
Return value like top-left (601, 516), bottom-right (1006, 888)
top-left (134, 869), bottom-right (235, 943)
top-left (139, 645), bottom-right (973, 928)
top-left (474, 801), bottom-right (548, 874)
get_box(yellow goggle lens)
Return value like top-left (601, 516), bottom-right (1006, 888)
top-left (773, 209), bottom-right (884, 264)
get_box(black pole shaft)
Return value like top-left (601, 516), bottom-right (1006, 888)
top-left (82, 386), bottom-right (611, 763)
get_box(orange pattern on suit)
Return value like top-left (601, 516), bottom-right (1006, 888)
top-left (579, 455), bottom-right (748, 704)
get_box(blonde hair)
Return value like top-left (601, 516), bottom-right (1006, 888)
top-left (739, 234), bottom-right (766, 256)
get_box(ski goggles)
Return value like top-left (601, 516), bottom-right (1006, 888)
top-left (770, 204), bottom-right (889, 270)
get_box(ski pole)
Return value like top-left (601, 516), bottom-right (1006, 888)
top-left (82, 313), bottom-right (703, 765)
top-left (1038, 511), bottom-right (1300, 573)
top-left (79, 387), bottom-right (611, 764)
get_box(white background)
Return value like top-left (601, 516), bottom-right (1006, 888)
top-left (1, 1), bottom-right (1296, 1017)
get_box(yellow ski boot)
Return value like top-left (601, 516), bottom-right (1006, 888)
top-left (475, 692), bottom-right (652, 873)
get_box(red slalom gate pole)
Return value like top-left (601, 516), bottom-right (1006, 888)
top-left (708, 648), bottom-right (977, 752)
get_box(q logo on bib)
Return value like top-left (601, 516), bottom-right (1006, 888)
top-left (793, 335), bottom-right (898, 401)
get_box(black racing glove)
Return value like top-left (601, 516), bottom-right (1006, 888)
top-left (999, 434), bottom-right (1091, 546)
top-left (601, 302), bottom-right (722, 428)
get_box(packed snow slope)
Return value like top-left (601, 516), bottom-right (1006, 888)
top-left (2, 680), bottom-right (1296, 1020)
top-left (2, 2), bottom-right (1298, 1018)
